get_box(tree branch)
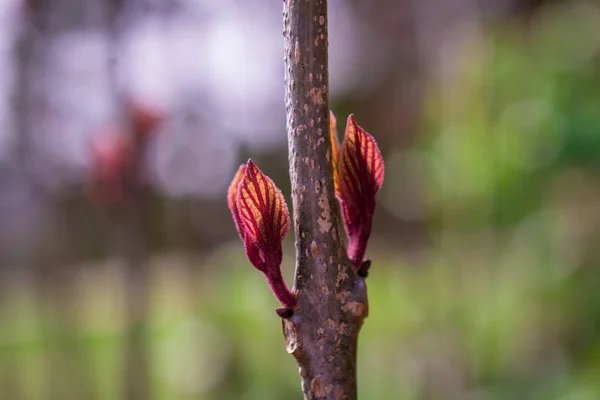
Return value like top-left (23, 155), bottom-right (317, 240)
top-left (283, 1), bottom-right (368, 399)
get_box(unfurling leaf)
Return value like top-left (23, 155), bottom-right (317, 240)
top-left (236, 160), bottom-right (290, 259)
top-left (330, 110), bottom-right (342, 199)
top-left (227, 160), bottom-right (296, 310)
top-left (338, 114), bottom-right (384, 269)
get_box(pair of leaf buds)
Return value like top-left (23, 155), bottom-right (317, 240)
top-left (227, 112), bottom-right (384, 316)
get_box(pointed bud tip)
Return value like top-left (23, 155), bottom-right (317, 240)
top-left (330, 110), bottom-right (337, 126)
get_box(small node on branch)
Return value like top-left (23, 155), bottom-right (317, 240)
top-left (276, 308), bottom-right (294, 319)
top-left (357, 260), bottom-right (371, 278)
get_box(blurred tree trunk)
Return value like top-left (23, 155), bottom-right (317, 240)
top-left (104, 1), bottom-right (152, 399)
top-left (11, 2), bottom-right (100, 399)
top-left (282, 1), bottom-right (368, 399)
top-left (8, 2), bottom-right (45, 399)
top-left (113, 161), bottom-right (152, 400)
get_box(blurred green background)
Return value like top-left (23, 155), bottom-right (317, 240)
top-left (2, 0), bottom-right (600, 399)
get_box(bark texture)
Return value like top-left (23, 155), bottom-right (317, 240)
top-left (283, 1), bottom-right (368, 399)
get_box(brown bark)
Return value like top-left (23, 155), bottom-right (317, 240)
top-left (282, 1), bottom-right (368, 399)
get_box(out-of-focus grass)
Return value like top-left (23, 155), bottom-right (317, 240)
top-left (1, 226), bottom-right (600, 400)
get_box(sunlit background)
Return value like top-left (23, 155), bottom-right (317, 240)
top-left (1, 0), bottom-right (600, 399)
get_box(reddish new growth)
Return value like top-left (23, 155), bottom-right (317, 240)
top-left (227, 114), bottom-right (382, 313)
top-left (88, 128), bottom-right (133, 205)
top-left (87, 98), bottom-right (165, 205)
top-left (331, 113), bottom-right (384, 276)
top-left (227, 160), bottom-right (296, 313)
top-left (127, 98), bottom-right (165, 138)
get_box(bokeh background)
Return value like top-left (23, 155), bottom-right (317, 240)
top-left (1, 0), bottom-right (600, 399)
